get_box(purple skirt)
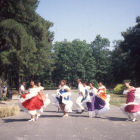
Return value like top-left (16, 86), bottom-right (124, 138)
top-left (87, 96), bottom-right (106, 111)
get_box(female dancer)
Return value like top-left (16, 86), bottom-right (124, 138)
top-left (37, 82), bottom-right (50, 108)
top-left (19, 80), bottom-right (46, 121)
top-left (86, 82), bottom-right (110, 118)
top-left (97, 82), bottom-right (110, 116)
top-left (83, 81), bottom-right (90, 92)
top-left (120, 81), bottom-right (140, 122)
top-left (82, 81), bottom-right (90, 110)
top-left (52, 84), bottom-right (61, 112)
top-left (98, 82), bottom-right (107, 100)
top-left (59, 80), bottom-right (73, 117)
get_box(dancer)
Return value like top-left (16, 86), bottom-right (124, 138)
top-left (37, 81), bottom-right (50, 108)
top-left (52, 84), bottom-right (61, 112)
top-left (18, 79), bottom-right (46, 121)
top-left (76, 79), bottom-right (85, 113)
top-left (120, 81), bottom-right (140, 122)
top-left (86, 82), bottom-right (107, 117)
top-left (83, 81), bottom-right (90, 92)
top-left (82, 81), bottom-right (90, 110)
top-left (98, 82), bottom-right (107, 100)
top-left (59, 80), bottom-right (73, 117)
top-left (96, 82), bottom-right (110, 116)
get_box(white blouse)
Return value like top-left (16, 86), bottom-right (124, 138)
top-left (89, 88), bottom-right (98, 97)
top-left (123, 90), bottom-right (129, 95)
top-left (60, 85), bottom-right (70, 91)
top-left (85, 86), bottom-right (90, 92)
top-left (78, 83), bottom-right (85, 95)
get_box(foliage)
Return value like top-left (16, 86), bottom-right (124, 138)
top-left (3, 96), bottom-right (8, 101)
top-left (113, 84), bottom-right (125, 94)
top-left (90, 79), bottom-right (99, 89)
top-left (111, 16), bottom-right (140, 86)
top-left (90, 35), bottom-right (111, 85)
top-left (0, 97), bottom-right (3, 101)
top-left (52, 39), bottom-right (96, 86)
top-left (0, 0), bottom-right (140, 92)
top-left (0, 0), bottom-right (54, 95)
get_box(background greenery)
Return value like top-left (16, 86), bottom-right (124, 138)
top-left (0, 0), bottom-right (140, 97)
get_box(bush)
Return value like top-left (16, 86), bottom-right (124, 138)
top-left (90, 79), bottom-right (99, 89)
top-left (0, 106), bottom-right (20, 118)
top-left (0, 97), bottom-right (3, 101)
top-left (3, 96), bottom-right (8, 101)
top-left (113, 84), bottom-right (125, 94)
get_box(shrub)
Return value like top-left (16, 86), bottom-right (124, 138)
top-left (113, 84), bottom-right (125, 94)
top-left (0, 97), bottom-right (3, 101)
top-left (3, 96), bottom-right (8, 101)
top-left (0, 106), bottom-right (20, 118)
top-left (90, 79), bottom-right (99, 89)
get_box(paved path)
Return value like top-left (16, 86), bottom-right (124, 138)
top-left (0, 90), bottom-right (140, 140)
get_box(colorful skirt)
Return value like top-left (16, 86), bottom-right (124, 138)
top-left (120, 88), bottom-right (140, 117)
top-left (87, 95), bottom-right (110, 115)
top-left (19, 94), bottom-right (50, 115)
top-left (87, 96), bottom-right (105, 111)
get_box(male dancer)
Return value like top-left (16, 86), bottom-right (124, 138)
top-left (76, 79), bottom-right (85, 113)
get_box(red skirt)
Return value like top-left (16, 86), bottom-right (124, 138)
top-left (22, 94), bottom-right (44, 110)
top-left (125, 89), bottom-right (140, 113)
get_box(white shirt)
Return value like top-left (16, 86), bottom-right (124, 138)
top-left (20, 85), bottom-right (25, 91)
top-left (60, 85), bottom-right (70, 91)
top-left (89, 88), bottom-right (98, 97)
top-left (85, 86), bottom-right (90, 92)
top-left (123, 90), bottom-right (128, 95)
top-left (78, 83), bottom-right (85, 95)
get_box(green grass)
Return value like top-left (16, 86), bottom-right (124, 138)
top-left (109, 94), bottom-right (126, 107)
top-left (72, 90), bottom-right (126, 107)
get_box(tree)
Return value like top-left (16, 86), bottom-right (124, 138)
top-left (119, 16), bottom-right (140, 85)
top-left (0, 0), bottom-right (54, 95)
top-left (90, 35), bottom-right (111, 85)
top-left (52, 39), bottom-right (96, 86)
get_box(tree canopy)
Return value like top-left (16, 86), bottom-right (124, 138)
top-left (0, 0), bottom-right (54, 96)
top-left (0, 0), bottom-right (140, 96)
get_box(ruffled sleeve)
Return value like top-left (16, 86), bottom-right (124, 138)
top-left (64, 85), bottom-right (70, 91)
top-left (123, 90), bottom-right (128, 95)
top-left (93, 88), bottom-right (98, 96)
top-left (24, 88), bottom-right (40, 100)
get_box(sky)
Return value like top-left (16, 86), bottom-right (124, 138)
top-left (36, 0), bottom-right (140, 49)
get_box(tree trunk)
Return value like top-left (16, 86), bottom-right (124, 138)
top-left (16, 74), bottom-right (21, 93)
top-left (0, 76), bottom-right (3, 97)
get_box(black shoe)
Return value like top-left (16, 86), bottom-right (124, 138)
top-left (80, 110), bottom-right (85, 114)
top-left (76, 111), bottom-right (81, 114)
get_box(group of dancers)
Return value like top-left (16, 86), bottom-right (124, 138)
top-left (18, 79), bottom-right (140, 122)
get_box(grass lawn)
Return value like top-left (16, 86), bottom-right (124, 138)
top-left (72, 90), bottom-right (126, 107)
top-left (109, 94), bottom-right (126, 107)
